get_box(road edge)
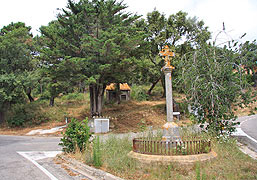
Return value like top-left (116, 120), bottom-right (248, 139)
top-left (236, 141), bottom-right (257, 160)
top-left (57, 154), bottom-right (124, 180)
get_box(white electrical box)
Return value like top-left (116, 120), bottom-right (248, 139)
top-left (94, 118), bottom-right (109, 133)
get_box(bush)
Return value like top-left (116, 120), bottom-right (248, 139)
top-left (38, 91), bottom-right (51, 101)
top-left (178, 101), bottom-right (189, 115)
top-left (59, 118), bottom-right (92, 153)
top-left (61, 93), bottom-right (85, 101)
top-left (7, 102), bottom-right (49, 127)
top-left (131, 85), bottom-right (149, 101)
top-left (151, 83), bottom-right (163, 96)
top-left (7, 104), bottom-right (26, 127)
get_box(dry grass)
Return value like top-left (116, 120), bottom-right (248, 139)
top-left (71, 135), bottom-right (257, 180)
top-left (103, 100), bottom-right (167, 133)
top-left (198, 138), bottom-right (257, 180)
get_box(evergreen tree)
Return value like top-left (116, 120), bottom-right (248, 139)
top-left (40, 0), bottom-right (144, 115)
top-left (0, 22), bottom-right (33, 122)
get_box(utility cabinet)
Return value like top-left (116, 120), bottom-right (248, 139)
top-left (93, 117), bottom-right (109, 133)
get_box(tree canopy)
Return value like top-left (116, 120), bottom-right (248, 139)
top-left (39, 0), bottom-right (145, 115)
top-left (134, 10), bottom-right (211, 95)
top-left (0, 22), bottom-right (33, 122)
top-left (179, 38), bottom-right (253, 134)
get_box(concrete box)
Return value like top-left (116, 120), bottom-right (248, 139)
top-left (94, 118), bottom-right (109, 133)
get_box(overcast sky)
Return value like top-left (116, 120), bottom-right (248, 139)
top-left (1, 0), bottom-right (256, 43)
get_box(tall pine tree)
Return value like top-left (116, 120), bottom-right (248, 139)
top-left (40, 0), bottom-right (144, 115)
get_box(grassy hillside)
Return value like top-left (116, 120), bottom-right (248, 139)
top-left (0, 85), bottom-right (256, 135)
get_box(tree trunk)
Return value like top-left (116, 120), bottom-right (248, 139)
top-left (79, 81), bottom-right (85, 93)
top-left (116, 83), bottom-right (121, 104)
top-left (147, 76), bottom-right (161, 95)
top-left (0, 102), bottom-right (9, 124)
top-left (161, 75), bottom-right (166, 98)
top-left (49, 96), bottom-right (55, 106)
top-left (89, 83), bottom-right (106, 117)
top-left (97, 85), bottom-right (105, 115)
top-left (40, 83), bottom-right (43, 94)
top-left (90, 84), bottom-right (97, 117)
top-left (0, 110), bottom-right (5, 124)
top-left (26, 87), bottom-right (34, 102)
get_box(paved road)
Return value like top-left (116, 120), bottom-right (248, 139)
top-left (0, 135), bottom-right (89, 180)
top-left (234, 115), bottom-right (257, 153)
top-left (240, 115), bottom-right (257, 141)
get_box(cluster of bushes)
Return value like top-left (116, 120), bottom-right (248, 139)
top-left (5, 92), bottom-right (89, 128)
top-left (131, 85), bottom-right (149, 101)
top-left (7, 102), bottom-right (49, 127)
top-left (60, 93), bottom-right (86, 101)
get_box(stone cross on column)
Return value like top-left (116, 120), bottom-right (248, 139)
top-left (159, 45), bottom-right (175, 69)
top-left (159, 45), bottom-right (179, 141)
top-left (159, 45), bottom-right (175, 123)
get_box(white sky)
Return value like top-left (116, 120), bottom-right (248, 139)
top-left (0, 0), bottom-right (256, 43)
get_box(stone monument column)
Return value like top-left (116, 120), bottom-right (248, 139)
top-left (163, 66), bottom-right (173, 123)
top-left (159, 45), bottom-right (179, 141)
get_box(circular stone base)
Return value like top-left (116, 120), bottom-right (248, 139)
top-left (128, 151), bottom-right (217, 165)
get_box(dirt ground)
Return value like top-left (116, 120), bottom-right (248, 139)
top-left (0, 92), bottom-right (256, 136)
top-left (0, 121), bottom-right (65, 136)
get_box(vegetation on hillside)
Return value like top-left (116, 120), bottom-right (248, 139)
top-left (0, 0), bottom-right (256, 136)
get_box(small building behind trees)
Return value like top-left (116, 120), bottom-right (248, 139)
top-left (106, 83), bottom-right (131, 102)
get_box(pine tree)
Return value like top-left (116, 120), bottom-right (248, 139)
top-left (40, 0), bottom-right (145, 115)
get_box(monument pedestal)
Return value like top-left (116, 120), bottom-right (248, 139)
top-left (162, 122), bottom-right (180, 142)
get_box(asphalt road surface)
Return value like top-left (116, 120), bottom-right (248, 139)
top-left (0, 135), bottom-right (89, 180)
top-left (236, 114), bottom-right (257, 153)
top-left (240, 115), bottom-right (257, 141)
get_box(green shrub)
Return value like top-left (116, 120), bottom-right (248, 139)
top-left (131, 85), bottom-right (149, 101)
top-left (38, 91), bottom-right (51, 101)
top-left (61, 93), bottom-right (85, 101)
top-left (7, 104), bottom-right (26, 127)
top-left (151, 83), bottom-right (163, 96)
top-left (59, 118), bottom-right (92, 153)
top-left (7, 102), bottom-right (49, 127)
top-left (178, 101), bottom-right (189, 115)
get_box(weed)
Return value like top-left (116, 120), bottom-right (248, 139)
top-left (138, 119), bottom-right (147, 132)
top-left (196, 162), bottom-right (207, 180)
top-left (93, 136), bottom-right (102, 167)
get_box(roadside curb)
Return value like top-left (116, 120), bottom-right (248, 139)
top-left (236, 141), bottom-right (257, 160)
top-left (58, 154), bottom-right (124, 180)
